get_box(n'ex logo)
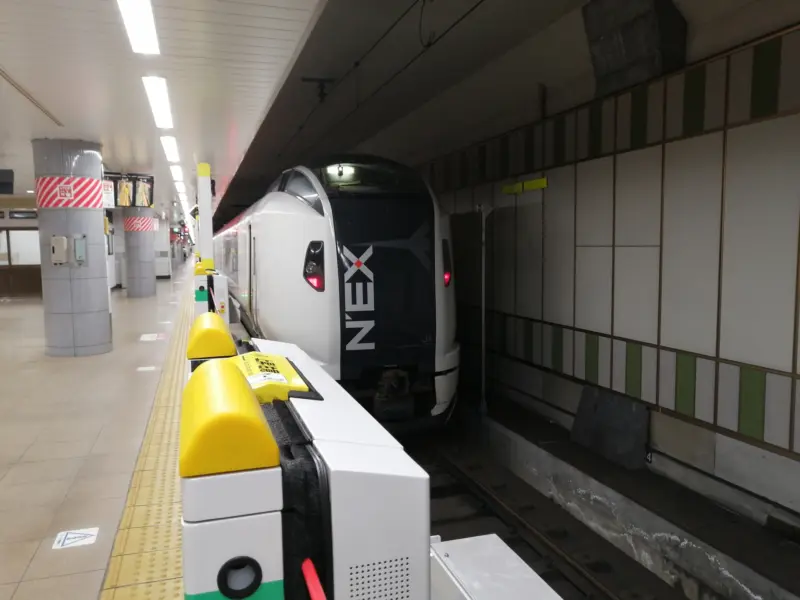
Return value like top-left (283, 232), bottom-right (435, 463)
top-left (343, 245), bottom-right (375, 351)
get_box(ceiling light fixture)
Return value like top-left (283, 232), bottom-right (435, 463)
top-left (170, 165), bottom-right (183, 182)
top-left (142, 76), bottom-right (173, 129)
top-left (175, 181), bottom-right (186, 194)
top-left (160, 136), bottom-right (179, 163)
top-left (26, 190), bottom-right (34, 194)
top-left (116, 0), bottom-right (160, 55)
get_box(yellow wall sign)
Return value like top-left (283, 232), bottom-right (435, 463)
top-left (501, 177), bottom-right (548, 195)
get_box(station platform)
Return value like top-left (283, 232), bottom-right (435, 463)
top-left (0, 264), bottom-right (193, 600)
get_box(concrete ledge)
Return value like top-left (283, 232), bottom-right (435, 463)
top-left (483, 414), bottom-right (800, 600)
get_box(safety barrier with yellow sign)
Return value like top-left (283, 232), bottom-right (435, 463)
top-left (179, 358), bottom-right (285, 600)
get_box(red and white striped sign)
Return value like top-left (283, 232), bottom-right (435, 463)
top-left (123, 216), bottom-right (155, 232)
top-left (36, 176), bottom-right (103, 209)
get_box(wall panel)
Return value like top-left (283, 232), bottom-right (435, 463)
top-left (543, 166), bottom-right (575, 326)
top-left (576, 157), bottom-right (614, 246)
top-left (661, 133), bottom-right (723, 356)
top-left (720, 115), bottom-right (800, 372)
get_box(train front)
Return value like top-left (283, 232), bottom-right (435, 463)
top-left (311, 157), bottom-right (460, 428)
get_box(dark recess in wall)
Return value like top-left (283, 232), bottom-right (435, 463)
top-left (583, 0), bottom-right (687, 97)
top-left (0, 169), bottom-right (14, 195)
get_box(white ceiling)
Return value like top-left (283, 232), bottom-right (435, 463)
top-left (0, 0), bottom-right (322, 218)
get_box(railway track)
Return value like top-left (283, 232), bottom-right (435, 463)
top-left (405, 437), bottom-right (685, 600)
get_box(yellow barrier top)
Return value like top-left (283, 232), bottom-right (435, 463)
top-left (227, 352), bottom-right (315, 403)
top-left (187, 312), bottom-right (237, 360)
top-left (180, 359), bottom-right (279, 478)
top-left (193, 258), bottom-right (215, 276)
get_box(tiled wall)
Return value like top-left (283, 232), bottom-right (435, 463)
top-left (434, 28), bottom-right (800, 508)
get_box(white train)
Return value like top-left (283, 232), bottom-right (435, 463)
top-left (214, 155), bottom-right (459, 426)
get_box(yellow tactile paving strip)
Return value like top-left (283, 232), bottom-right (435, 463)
top-left (101, 292), bottom-right (193, 600)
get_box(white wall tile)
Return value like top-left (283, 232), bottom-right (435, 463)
top-left (764, 374), bottom-right (791, 449)
top-left (543, 166), bottom-right (575, 326)
top-left (661, 134), bottom-right (723, 356)
top-left (575, 247), bottom-right (612, 335)
top-left (615, 146), bottom-right (662, 246)
top-left (717, 362), bottom-right (741, 431)
top-left (576, 157), bottom-right (614, 246)
top-left (720, 115), bottom-right (800, 372)
top-left (614, 247), bottom-right (660, 344)
top-left (659, 350), bottom-right (676, 410)
top-left (715, 434), bottom-right (800, 513)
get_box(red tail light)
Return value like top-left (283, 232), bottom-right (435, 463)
top-left (442, 240), bottom-right (453, 287)
top-left (304, 241), bottom-right (325, 291)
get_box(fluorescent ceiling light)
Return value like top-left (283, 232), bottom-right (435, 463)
top-left (160, 136), bottom-right (179, 162)
top-left (175, 181), bottom-right (186, 194)
top-left (26, 190), bottom-right (34, 194)
top-left (142, 77), bottom-right (173, 129)
top-left (170, 165), bottom-right (183, 182)
top-left (116, 0), bottom-right (160, 55)
top-left (178, 192), bottom-right (187, 203)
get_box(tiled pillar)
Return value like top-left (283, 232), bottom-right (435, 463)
top-left (32, 139), bottom-right (112, 357)
top-left (124, 207), bottom-right (156, 297)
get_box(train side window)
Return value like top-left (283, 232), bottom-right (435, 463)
top-left (285, 171), bottom-right (323, 215)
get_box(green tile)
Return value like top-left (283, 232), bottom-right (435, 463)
top-left (554, 116), bottom-right (566, 165)
top-left (585, 334), bottom-right (599, 384)
top-left (477, 144), bottom-right (487, 182)
top-left (683, 65), bottom-right (707, 136)
top-left (589, 102), bottom-right (603, 158)
top-left (524, 125), bottom-right (536, 172)
top-left (499, 135), bottom-right (510, 179)
top-left (675, 353), bottom-right (696, 417)
top-left (552, 326), bottom-right (563, 373)
top-left (751, 37), bottom-right (782, 119)
top-left (625, 342), bottom-right (642, 399)
top-left (497, 313), bottom-right (507, 355)
top-left (459, 151), bottom-right (469, 188)
top-left (523, 320), bottom-right (534, 362)
top-left (739, 367), bottom-right (766, 440)
top-left (630, 85), bottom-right (649, 149)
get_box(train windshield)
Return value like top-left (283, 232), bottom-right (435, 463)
top-left (314, 162), bottom-right (429, 198)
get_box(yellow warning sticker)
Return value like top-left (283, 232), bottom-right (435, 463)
top-left (226, 353), bottom-right (311, 403)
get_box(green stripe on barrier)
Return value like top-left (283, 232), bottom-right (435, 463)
top-left (186, 580), bottom-right (284, 600)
